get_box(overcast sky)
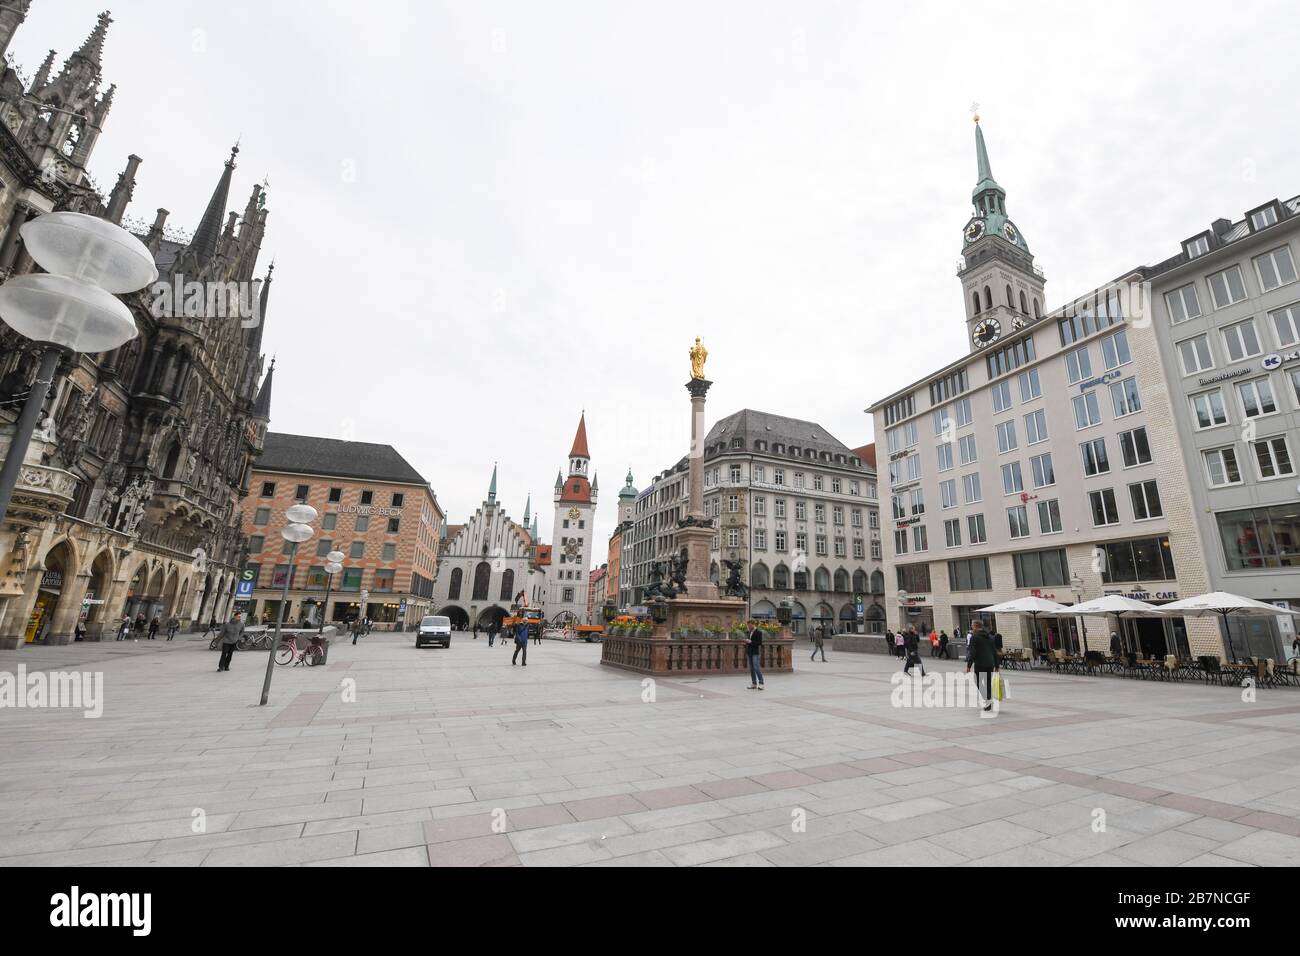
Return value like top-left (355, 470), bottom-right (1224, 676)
top-left (13, 0), bottom-right (1299, 558)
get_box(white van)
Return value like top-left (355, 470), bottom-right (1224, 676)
top-left (415, 615), bottom-right (452, 648)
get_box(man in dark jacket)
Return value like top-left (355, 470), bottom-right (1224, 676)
top-left (217, 612), bottom-right (244, 672)
top-left (511, 617), bottom-right (529, 666)
top-left (746, 622), bottom-right (765, 690)
top-left (965, 623), bottom-right (999, 711)
top-left (938, 630), bottom-right (950, 659)
top-left (903, 627), bottom-right (925, 676)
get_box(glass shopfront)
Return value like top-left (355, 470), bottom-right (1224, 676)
top-left (1215, 504), bottom-right (1300, 570)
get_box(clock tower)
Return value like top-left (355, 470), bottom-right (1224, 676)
top-left (547, 412), bottom-right (599, 625)
top-left (958, 117), bottom-right (1046, 353)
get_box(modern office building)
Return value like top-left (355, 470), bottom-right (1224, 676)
top-left (1140, 194), bottom-right (1300, 660)
top-left (868, 118), bottom-right (1223, 659)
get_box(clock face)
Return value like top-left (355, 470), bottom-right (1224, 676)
top-left (1002, 222), bottom-right (1019, 243)
top-left (972, 319), bottom-right (1002, 348)
top-left (964, 220), bottom-right (985, 243)
top-left (567, 507), bottom-right (580, 521)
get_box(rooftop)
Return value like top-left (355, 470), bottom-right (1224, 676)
top-left (257, 432), bottom-right (429, 486)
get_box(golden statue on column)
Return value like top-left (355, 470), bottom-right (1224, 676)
top-left (689, 336), bottom-right (708, 380)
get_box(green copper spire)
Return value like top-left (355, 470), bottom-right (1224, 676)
top-left (965, 115), bottom-right (1029, 254)
top-left (488, 462), bottom-right (498, 502)
top-left (974, 118), bottom-right (998, 196)
top-left (522, 494), bottom-right (531, 525)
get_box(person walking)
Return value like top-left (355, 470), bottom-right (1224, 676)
top-left (938, 629), bottom-right (950, 659)
top-left (487, 622), bottom-right (498, 647)
top-left (746, 621), bottom-right (765, 690)
top-left (965, 622), bottom-right (1000, 712)
top-left (217, 612), bottom-right (244, 672)
top-left (929, 626), bottom-right (940, 658)
top-left (351, 616), bottom-right (363, 645)
top-left (511, 616), bottom-right (529, 666)
top-left (893, 629), bottom-right (905, 659)
top-left (904, 627), bottom-right (926, 676)
top-left (473, 621), bottom-right (480, 640)
top-left (74, 621), bottom-right (86, 642)
top-left (116, 616), bottom-right (130, 641)
top-left (148, 616), bottom-right (160, 640)
top-left (166, 616), bottom-right (180, 641)
top-left (810, 625), bottom-right (826, 662)
top-left (133, 613), bottom-right (146, 638)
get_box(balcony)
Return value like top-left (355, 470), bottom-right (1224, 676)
top-left (4, 462), bottom-right (77, 529)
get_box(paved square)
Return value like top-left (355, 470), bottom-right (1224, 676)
top-left (2, 634), bottom-right (1299, 866)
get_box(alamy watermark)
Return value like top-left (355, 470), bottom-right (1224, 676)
top-left (890, 670), bottom-right (1001, 718)
top-left (0, 666), bottom-right (103, 718)
top-left (149, 274), bottom-right (263, 327)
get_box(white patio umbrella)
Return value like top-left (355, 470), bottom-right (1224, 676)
top-left (978, 597), bottom-right (1071, 652)
top-left (1052, 594), bottom-right (1163, 655)
top-left (1156, 591), bottom-right (1300, 663)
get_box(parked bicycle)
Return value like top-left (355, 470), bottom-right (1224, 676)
top-left (275, 632), bottom-right (325, 666)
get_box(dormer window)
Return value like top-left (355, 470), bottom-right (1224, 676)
top-left (1184, 234), bottom-right (1210, 259)
top-left (1250, 204), bottom-right (1280, 231)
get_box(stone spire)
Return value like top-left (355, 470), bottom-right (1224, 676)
top-left (488, 463), bottom-right (498, 502)
top-left (104, 153), bottom-right (141, 224)
top-left (180, 143), bottom-right (238, 274)
top-left (30, 48), bottom-right (55, 90)
top-left (522, 494), bottom-right (531, 526)
top-left (252, 356), bottom-right (274, 421)
top-left (69, 10), bottom-right (112, 67)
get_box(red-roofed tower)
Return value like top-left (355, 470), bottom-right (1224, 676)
top-left (548, 412), bottom-right (598, 625)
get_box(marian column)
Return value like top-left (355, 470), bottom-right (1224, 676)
top-left (677, 337), bottom-right (719, 598)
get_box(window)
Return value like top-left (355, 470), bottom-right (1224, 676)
top-left (728, 528), bottom-right (741, 548)
top-left (1185, 235), bottom-right (1210, 258)
top-left (991, 381), bottom-right (1012, 413)
top-left (753, 495), bottom-right (766, 516)
top-left (1001, 462), bottom-right (1024, 495)
top-left (929, 369), bottom-right (969, 405)
top-left (248, 535), bottom-right (264, 553)
top-left (1215, 505), bottom-right (1300, 570)
top-left (1037, 498), bottom-right (1063, 534)
top-left (1254, 246), bottom-right (1298, 293)
top-left (854, 540), bottom-right (865, 559)
top-left (1110, 376), bottom-right (1142, 417)
top-left (271, 564), bottom-right (294, 589)
top-left (813, 474), bottom-right (824, 491)
top-left (893, 530), bottom-right (908, 555)
top-left (1030, 453), bottom-right (1055, 488)
top-left (1089, 488), bottom-right (1120, 526)
top-left (253, 507), bottom-right (270, 526)
top-left (1017, 369), bottom-right (1041, 402)
top-left (1165, 283), bottom-right (1201, 324)
top-left (1119, 427), bottom-right (1152, 467)
top-left (851, 508), bottom-right (862, 527)
top-left (933, 407), bottom-right (951, 437)
top-left (1292, 368), bottom-right (1300, 407)
top-left (1237, 378), bottom-right (1277, 419)
top-left (392, 492), bottom-right (404, 507)
top-left (814, 503), bottom-right (826, 523)
top-left (1024, 409), bottom-right (1048, 444)
top-left (728, 494), bottom-right (740, 513)
top-left (1080, 438), bottom-right (1110, 476)
top-left (1269, 303), bottom-right (1300, 347)
top-left (958, 435), bottom-right (978, 465)
top-left (1013, 548), bottom-right (1070, 588)
top-left (754, 465), bottom-right (766, 483)
top-left (795, 501), bottom-right (807, 520)
top-left (832, 506), bottom-right (843, 526)
top-left (1203, 446), bottom-right (1242, 487)
top-left (948, 557), bottom-right (991, 591)
top-left (937, 443), bottom-right (954, 472)
top-left (1251, 207), bottom-right (1279, 231)
top-left (322, 513), bottom-right (337, 531)
top-left (796, 532), bottom-right (807, 552)
top-left (355, 515), bottom-right (369, 532)
top-left (1101, 329), bottom-right (1131, 370)
top-left (382, 543), bottom-right (397, 562)
top-left (315, 538), bottom-right (333, 557)
top-left (775, 531), bottom-right (786, 551)
top-left (774, 469), bottom-right (785, 486)
top-left (944, 518), bottom-right (962, 548)
top-left (986, 338), bottom-right (1037, 377)
top-left (897, 563), bottom-right (932, 594)
top-left (910, 489), bottom-right (925, 516)
top-left (940, 479), bottom-right (958, 509)
top-left (955, 398), bottom-right (973, 427)
top-left (360, 490), bottom-right (374, 505)
top-left (832, 477), bottom-right (841, 493)
top-left (1177, 334), bottom-right (1215, 374)
top-left (891, 495), bottom-right (905, 521)
top-left (967, 513), bottom-right (987, 544)
top-left (1007, 505), bottom-right (1030, 539)
top-left (1221, 319), bottom-right (1262, 362)
top-left (1208, 265), bottom-right (1247, 309)
top-left (328, 487), bottom-right (342, 503)
top-left (260, 481), bottom-right (276, 498)
top-left (1072, 392), bottom-right (1102, 429)
top-left (1253, 435), bottom-right (1295, 479)
top-left (1066, 347), bottom-right (1093, 385)
top-left (1129, 480), bottom-right (1163, 520)
top-left (754, 529), bottom-right (767, 550)
top-left (775, 498), bottom-right (786, 518)
top-left (350, 540), bottom-right (365, 559)
top-left (1099, 536), bottom-right (1175, 583)
top-left (962, 472), bottom-right (982, 504)
top-left (1191, 390), bottom-right (1229, 429)
top-left (871, 541), bottom-right (881, 559)
top-left (996, 420), bottom-right (1018, 453)
top-left (294, 484), bottom-right (309, 502)
top-left (793, 472), bottom-right (806, 489)
top-left (912, 526), bottom-right (928, 552)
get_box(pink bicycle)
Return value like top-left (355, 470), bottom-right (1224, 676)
top-left (275, 633), bottom-right (325, 666)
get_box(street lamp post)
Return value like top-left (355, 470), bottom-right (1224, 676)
top-left (0, 212), bottom-right (157, 524)
top-left (319, 551), bottom-right (345, 634)
top-left (1070, 574), bottom-right (1087, 655)
top-left (260, 504), bottom-right (317, 706)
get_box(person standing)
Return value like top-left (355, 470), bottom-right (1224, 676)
top-left (810, 625), bottom-right (826, 662)
top-left (1109, 631), bottom-right (1123, 658)
top-left (487, 622), bottom-right (498, 647)
top-left (746, 621), bottom-right (765, 690)
top-left (133, 613), bottom-right (146, 638)
top-left (511, 616), bottom-right (529, 666)
top-left (929, 626), bottom-right (940, 658)
top-left (148, 616), bottom-right (160, 640)
top-left (965, 622), bottom-right (1000, 712)
top-left (217, 612), bottom-right (244, 672)
top-left (939, 630), bottom-right (950, 659)
top-left (904, 627), bottom-right (925, 676)
top-left (116, 616), bottom-right (130, 641)
top-left (74, 621), bottom-right (86, 642)
top-left (472, 622), bottom-right (480, 640)
top-left (893, 629), bottom-right (905, 659)
top-left (351, 616), bottom-right (363, 646)
top-left (166, 616), bottom-right (180, 641)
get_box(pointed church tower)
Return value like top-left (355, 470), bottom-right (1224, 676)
top-left (958, 116), bottom-right (1045, 352)
top-left (176, 144), bottom-right (239, 278)
top-left (547, 413), bottom-right (597, 624)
